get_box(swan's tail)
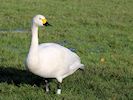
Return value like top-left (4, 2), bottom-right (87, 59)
top-left (79, 64), bottom-right (85, 70)
top-left (62, 63), bottom-right (85, 79)
top-left (70, 63), bottom-right (84, 71)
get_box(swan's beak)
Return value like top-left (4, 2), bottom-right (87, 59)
top-left (43, 22), bottom-right (52, 26)
top-left (42, 19), bottom-right (52, 26)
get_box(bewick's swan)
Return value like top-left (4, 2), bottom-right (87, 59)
top-left (26, 15), bottom-right (84, 94)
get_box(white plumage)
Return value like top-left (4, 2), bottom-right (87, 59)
top-left (26, 15), bottom-right (84, 94)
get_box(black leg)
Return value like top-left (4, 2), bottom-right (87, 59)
top-left (57, 82), bottom-right (61, 94)
top-left (45, 79), bottom-right (50, 92)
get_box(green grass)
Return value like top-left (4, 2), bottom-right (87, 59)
top-left (0, 0), bottom-right (133, 99)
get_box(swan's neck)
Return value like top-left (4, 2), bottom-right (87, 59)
top-left (27, 23), bottom-right (39, 69)
top-left (31, 23), bottom-right (39, 48)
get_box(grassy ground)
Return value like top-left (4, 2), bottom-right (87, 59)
top-left (0, 0), bottom-right (133, 99)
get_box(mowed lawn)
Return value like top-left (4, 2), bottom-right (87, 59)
top-left (0, 0), bottom-right (133, 99)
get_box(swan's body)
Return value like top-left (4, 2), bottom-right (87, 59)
top-left (26, 15), bottom-right (84, 94)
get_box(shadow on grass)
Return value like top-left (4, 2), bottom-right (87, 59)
top-left (0, 67), bottom-right (46, 86)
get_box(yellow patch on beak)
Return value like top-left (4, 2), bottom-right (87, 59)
top-left (42, 19), bottom-right (47, 24)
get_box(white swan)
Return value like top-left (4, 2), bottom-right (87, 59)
top-left (26, 15), bottom-right (84, 94)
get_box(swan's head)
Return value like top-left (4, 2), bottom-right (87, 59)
top-left (32, 15), bottom-right (51, 27)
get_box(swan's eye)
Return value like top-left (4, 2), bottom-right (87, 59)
top-left (39, 18), bottom-right (42, 20)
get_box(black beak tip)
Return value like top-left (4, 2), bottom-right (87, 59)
top-left (43, 22), bottom-right (52, 26)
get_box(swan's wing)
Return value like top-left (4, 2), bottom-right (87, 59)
top-left (38, 43), bottom-right (82, 76)
top-left (39, 43), bottom-right (81, 65)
